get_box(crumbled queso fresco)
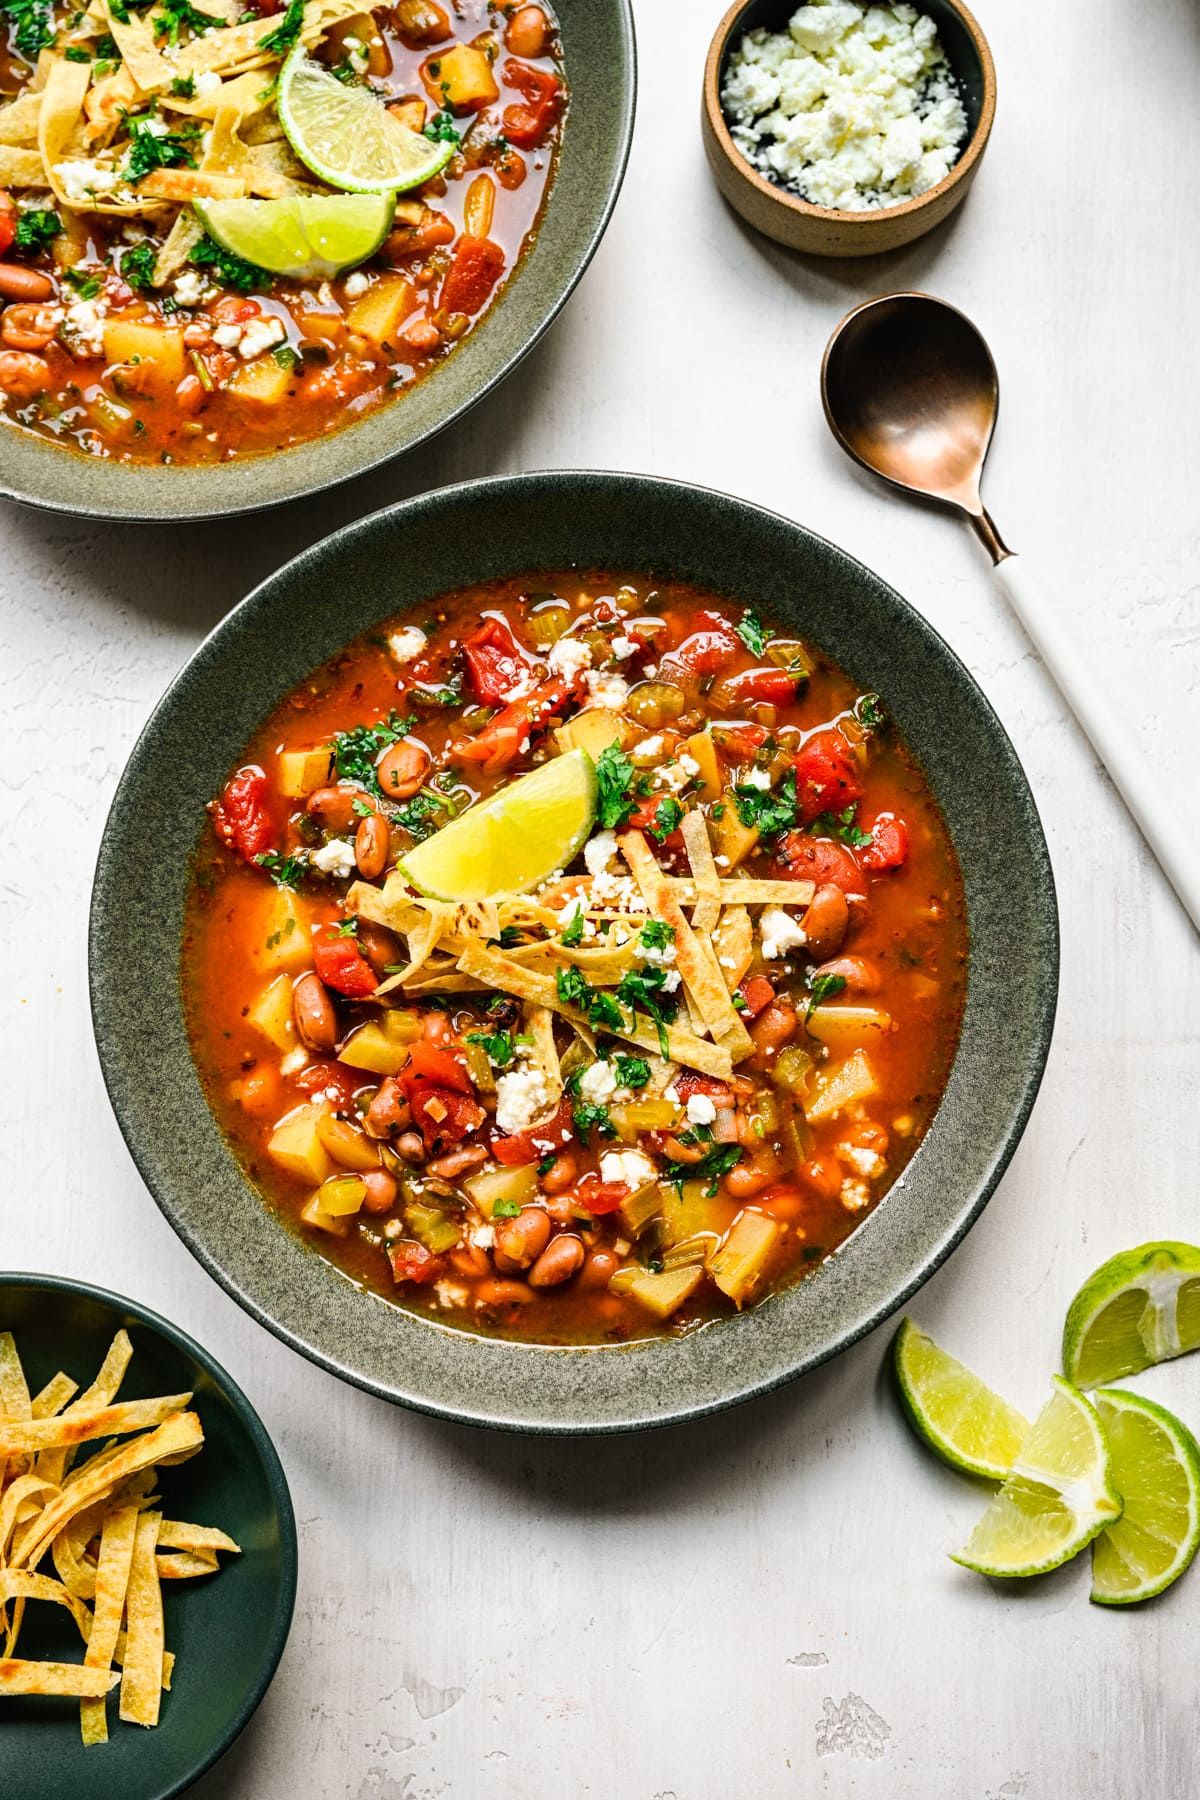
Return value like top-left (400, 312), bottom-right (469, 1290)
top-left (721, 0), bottom-right (968, 212)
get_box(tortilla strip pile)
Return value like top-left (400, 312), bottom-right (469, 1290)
top-left (0, 1328), bottom-right (239, 1744)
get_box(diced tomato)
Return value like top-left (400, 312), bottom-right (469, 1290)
top-left (501, 59), bottom-right (560, 146)
top-left (292, 1060), bottom-right (365, 1109)
top-left (570, 1177), bottom-right (626, 1218)
top-left (211, 767), bottom-right (273, 864)
top-left (791, 729), bottom-right (863, 824)
top-left (674, 609), bottom-right (740, 676)
top-left (860, 812), bottom-right (909, 872)
top-left (733, 668), bottom-right (801, 705)
top-left (441, 235), bottom-right (506, 316)
top-left (0, 194), bottom-right (15, 257)
top-left (407, 1081), bottom-right (486, 1147)
top-left (674, 1071), bottom-right (736, 1106)
top-left (490, 1097), bottom-right (575, 1165)
top-left (399, 1041), bottom-right (472, 1096)
top-left (627, 794), bottom-right (685, 851)
top-left (736, 974), bottom-right (775, 1020)
top-left (313, 932), bottom-right (378, 998)
top-left (712, 724), bottom-right (767, 764)
top-left (463, 617), bottom-right (530, 705)
top-left (450, 672), bottom-right (578, 770)
top-left (388, 1241), bottom-right (444, 1285)
top-left (778, 831), bottom-right (864, 895)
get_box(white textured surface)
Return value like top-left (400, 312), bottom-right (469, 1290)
top-left (3, 1), bottom-right (1199, 1792)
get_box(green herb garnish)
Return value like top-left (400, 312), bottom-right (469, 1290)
top-left (120, 241), bottom-right (158, 291)
top-left (423, 110), bottom-right (460, 144)
top-left (560, 909), bottom-right (585, 948)
top-left (732, 769), bottom-right (798, 839)
top-left (254, 850), bottom-right (306, 890)
top-left (648, 797), bottom-right (683, 843)
top-left (492, 1196), bottom-right (522, 1218)
top-left (257, 0), bottom-right (302, 50)
top-left (191, 231), bottom-right (269, 295)
top-left (594, 743), bottom-right (637, 831)
top-left (806, 971), bottom-right (848, 1020)
top-left (330, 710), bottom-right (416, 799)
top-left (613, 1054), bottom-right (650, 1089)
top-left (663, 1143), bottom-right (743, 1198)
top-left (63, 268), bottom-right (102, 299)
top-left (13, 208), bottom-right (59, 253)
top-left (810, 803), bottom-right (871, 848)
top-left (734, 607), bottom-right (770, 658)
top-left (639, 920), bottom-right (674, 951)
top-left (467, 1029), bottom-right (515, 1068)
top-left (1, 0), bottom-right (55, 60)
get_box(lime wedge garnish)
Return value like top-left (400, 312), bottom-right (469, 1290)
top-left (1090, 1389), bottom-right (1200, 1605)
top-left (1062, 1241), bottom-right (1200, 1389)
top-left (892, 1319), bottom-right (1030, 1481)
top-left (399, 749), bottom-right (598, 902)
top-left (951, 1376), bottom-right (1123, 1577)
top-left (278, 48), bottom-right (455, 194)
top-left (192, 194), bottom-right (395, 280)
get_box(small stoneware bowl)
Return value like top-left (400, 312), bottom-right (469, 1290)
top-left (91, 470), bottom-right (1058, 1435)
top-left (0, 1273), bottom-right (297, 1800)
top-left (702, 0), bottom-right (996, 257)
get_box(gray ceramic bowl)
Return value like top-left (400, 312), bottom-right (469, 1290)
top-left (91, 471), bottom-right (1058, 1433)
top-left (0, 1), bottom-right (634, 524)
top-left (0, 1272), bottom-right (297, 1800)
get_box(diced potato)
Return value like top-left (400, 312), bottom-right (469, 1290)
top-left (660, 1180), bottom-right (734, 1248)
top-left (554, 708), bottom-right (635, 759)
top-left (277, 746), bottom-right (333, 799)
top-left (710, 1210), bottom-right (780, 1307)
top-left (339, 1022), bottom-right (412, 1077)
top-left (247, 973), bottom-right (297, 1052)
top-left (253, 889), bottom-right (313, 976)
top-left (381, 1009), bottom-right (422, 1043)
top-left (268, 1102), bottom-right (334, 1184)
top-left (806, 1006), bottom-right (892, 1053)
top-left (317, 1173), bottom-right (368, 1215)
top-left (421, 41), bottom-right (498, 110)
top-left (345, 274), bottom-right (414, 349)
top-left (464, 1163), bottom-right (538, 1217)
top-left (300, 1193), bottom-right (351, 1236)
top-left (805, 1048), bottom-right (880, 1123)
top-left (102, 319), bottom-right (185, 386)
top-left (684, 728), bottom-right (723, 803)
top-left (627, 1265), bottom-right (704, 1320)
top-left (389, 95), bottom-right (426, 133)
top-left (226, 355), bottom-right (295, 406)
top-left (712, 788), bottom-right (759, 870)
top-left (316, 1113), bottom-right (380, 1172)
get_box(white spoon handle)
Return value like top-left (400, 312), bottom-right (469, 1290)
top-left (993, 553), bottom-right (1200, 935)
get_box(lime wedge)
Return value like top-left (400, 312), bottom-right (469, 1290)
top-left (951, 1376), bottom-right (1123, 1577)
top-left (1062, 1241), bottom-right (1200, 1389)
top-left (892, 1320), bottom-right (1030, 1481)
top-left (1090, 1389), bottom-right (1200, 1605)
top-left (278, 48), bottom-right (455, 194)
top-left (399, 749), bottom-right (598, 901)
top-left (193, 195), bottom-right (394, 280)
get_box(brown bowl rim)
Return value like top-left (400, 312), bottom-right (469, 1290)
top-left (702, 0), bottom-right (997, 230)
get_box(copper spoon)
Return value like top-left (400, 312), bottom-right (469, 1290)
top-left (821, 291), bottom-right (1200, 935)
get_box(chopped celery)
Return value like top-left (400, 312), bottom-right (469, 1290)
top-left (772, 1046), bottom-right (815, 1097)
top-left (661, 1180), bottom-right (735, 1248)
top-left (404, 1201), bottom-right (462, 1254)
top-left (662, 1234), bottom-right (715, 1270)
top-left (805, 1048), bottom-right (879, 1122)
top-left (610, 1098), bottom-right (679, 1141)
top-left (528, 603), bottom-right (571, 646)
top-left (806, 1006), bottom-right (892, 1052)
top-left (710, 1210), bottom-right (780, 1307)
top-left (618, 1179), bottom-right (663, 1238)
top-left (300, 1193), bottom-right (351, 1236)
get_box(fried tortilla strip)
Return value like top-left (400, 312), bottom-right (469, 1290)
top-left (0, 1659), bottom-right (118, 1698)
top-left (138, 167), bottom-right (247, 200)
top-left (456, 944), bottom-right (734, 1079)
top-left (12, 1413), bottom-right (203, 1574)
top-left (30, 1373), bottom-right (79, 1419)
top-left (0, 1393), bottom-right (193, 1457)
top-left (0, 146), bottom-right (51, 185)
top-left (83, 65), bottom-right (142, 149)
top-left (81, 1503), bottom-right (138, 1746)
top-left (172, 12), bottom-right (281, 75)
top-left (163, 68), bottom-right (271, 120)
top-left (104, 4), bottom-right (174, 89)
top-left (156, 1519), bottom-right (240, 1555)
top-left (665, 876), bottom-right (816, 907)
top-left (0, 91), bottom-right (41, 146)
top-left (0, 1331), bottom-right (32, 1491)
top-left (119, 1510), bottom-right (164, 1727)
top-left (619, 830), bottom-right (754, 1062)
top-left (0, 1571), bottom-right (93, 1644)
top-left (152, 206), bottom-right (205, 284)
top-left (526, 1003), bottom-right (562, 1110)
top-left (38, 57), bottom-right (95, 209)
top-left (38, 1328), bottom-right (133, 1489)
top-left (155, 1551), bottom-right (219, 1579)
top-left (0, 1476), bottom-right (56, 1563)
top-left (713, 906), bottom-right (753, 992)
top-left (681, 810), bottom-right (721, 935)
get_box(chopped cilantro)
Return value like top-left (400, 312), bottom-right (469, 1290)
top-left (63, 268), bottom-right (102, 299)
top-left (556, 966), bottom-right (589, 1009)
top-left (492, 1196), bottom-right (522, 1218)
top-left (594, 743), bottom-right (637, 831)
top-left (648, 797), bottom-right (683, 843)
top-left (64, 42), bottom-right (91, 58)
top-left (732, 769), bottom-right (799, 838)
top-left (423, 110), bottom-right (460, 144)
top-left (191, 231), bottom-right (268, 295)
top-left (257, 0), bottom-right (302, 51)
top-left (120, 241), bottom-right (158, 291)
top-left (663, 1143), bottom-right (743, 1198)
top-left (154, 0), bottom-right (220, 42)
top-left (572, 1099), bottom-right (617, 1148)
top-left (588, 992), bottom-right (625, 1031)
top-left (615, 965), bottom-right (675, 1058)
top-left (336, 917), bottom-right (358, 937)
top-left (537, 1153), bottom-right (556, 1176)
top-left (170, 72), bottom-right (195, 95)
top-left (122, 108), bottom-right (200, 184)
top-left (330, 710), bottom-right (416, 799)
top-left (485, 925), bottom-right (524, 950)
top-left (854, 693), bottom-right (885, 732)
top-left (467, 1029), bottom-right (514, 1067)
top-left (560, 909), bottom-right (585, 948)
top-left (393, 793), bottom-right (441, 842)
top-left (639, 920), bottom-right (674, 951)
top-left (810, 803), bottom-right (871, 848)
top-left (806, 971), bottom-right (848, 1020)
top-left (1, 0), bottom-right (55, 59)
top-left (734, 607), bottom-right (770, 658)
top-left (13, 209), bottom-right (59, 253)
top-left (410, 673), bottom-right (463, 709)
top-left (711, 802), bottom-right (725, 820)
top-left (254, 850), bottom-right (306, 890)
top-left (613, 1054), bottom-right (650, 1089)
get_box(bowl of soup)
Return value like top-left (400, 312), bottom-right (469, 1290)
top-left (0, 0), bottom-right (634, 519)
top-left (91, 470), bottom-right (1057, 1430)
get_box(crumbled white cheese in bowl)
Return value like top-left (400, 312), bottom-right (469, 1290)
top-left (720, 0), bottom-right (969, 214)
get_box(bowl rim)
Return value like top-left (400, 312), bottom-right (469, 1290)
top-left (0, 1268), bottom-right (299, 1798)
top-left (0, 0), bottom-right (636, 524)
top-left (702, 0), bottom-right (997, 228)
top-left (90, 468), bottom-right (1059, 1434)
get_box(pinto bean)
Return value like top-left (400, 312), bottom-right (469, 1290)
top-left (527, 1234), bottom-right (585, 1287)
top-left (355, 810), bottom-right (389, 879)
top-left (2, 302), bottom-right (61, 351)
top-left (504, 3), bottom-right (548, 55)
top-left (801, 883), bottom-right (849, 960)
top-left (540, 1150), bottom-right (578, 1195)
top-left (493, 1206), bottom-right (552, 1273)
top-left (477, 1278), bottom-right (534, 1306)
top-left (376, 739), bottom-right (430, 801)
top-left (394, 1129), bottom-right (426, 1164)
top-left (577, 1248), bottom-right (620, 1291)
top-left (811, 954), bottom-right (878, 994)
top-left (360, 1168), bottom-right (398, 1214)
top-left (356, 917), bottom-right (404, 978)
top-left (0, 350), bottom-right (49, 401)
top-left (659, 1133), bottom-right (707, 1163)
top-left (427, 1143), bottom-right (488, 1180)
top-left (363, 1077), bottom-right (407, 1137)
top-left (293, 972), bottom-right (338, 1052)
top-left (726, 1151), bottom-right (782, 1199)
top-left (749, 1001), bottom-right (797, 1060)
top-left (306, 785), bottom-right (368, 833)
top-left (0, 264), bottom-right (54, 303)
top-left (175, 373), bottom-right (205, 413)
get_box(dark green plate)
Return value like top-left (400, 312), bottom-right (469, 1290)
top-left (90, 471), bottom-right (1058, 1433)
top-left (0, 0), bottom-right (634, 523)
top-left (0, 1274), bottom-right (296, 1798)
